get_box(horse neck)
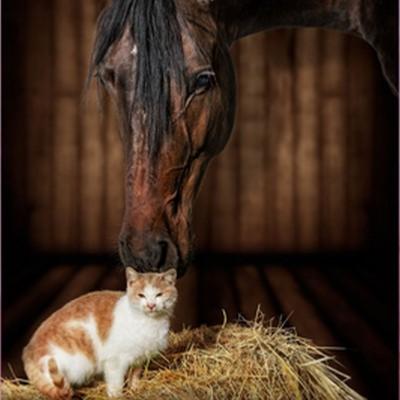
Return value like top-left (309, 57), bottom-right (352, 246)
top-left (215, 0), bottom-right (360, 41)
top-left (214, 0), bottom-right (397, 93)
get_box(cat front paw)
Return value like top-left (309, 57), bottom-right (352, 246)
top-left (106, 386), bottom-right (123, 398)
top-left (59, 386), bottom-right (73, 400)
top-left (128, 367), bottom-right (143, 390)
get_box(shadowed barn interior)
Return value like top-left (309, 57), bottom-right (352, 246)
top-left (2, 1), bottom-right (398, 399)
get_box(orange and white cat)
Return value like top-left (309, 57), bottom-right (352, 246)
top-left (23, 268), bottom-right (178, 399)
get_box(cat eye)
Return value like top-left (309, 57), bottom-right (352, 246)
top-left (156, 293), bottom-right (163, 298)
top-left (138, 293), bottom-right (145, 298)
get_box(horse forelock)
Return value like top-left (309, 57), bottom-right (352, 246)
top-left (90, 0), bottom-right (186, 159)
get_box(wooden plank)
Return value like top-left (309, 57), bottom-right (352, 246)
top-left (53, 98), bottom-right (80, 249)
top-left (238, 32), bottom-right (267, 251)
top-left (319, 31), bottom-right (347, 249)
top-left (353, 264), bottom-right (397, 307)
top-left (79, 0), bottom-right (104, 251)
top-left (293, 29), bottom-right (320, 251)
top-left (25, 0), bottom-right (54, 250)
top-left (323, 266), bottom-right (395, 347)
top-left (52, 0), bottom-right (80, 250)
top-left (54, 0), bottom-right (79, 94)
top-left (211, 124), bottom-right (237, 252)
top-left (264, 266), bottom-right (369, 396)
top-left (266, 266), bottom-right (336, 344)
top-left (234, 265), bottom-right (277, 321)
top-left (39, 265), bottom-right (107, 318)
top-left (259, 75), bottom-right (277, 248)
top-left (193, 157), bottom-right (217, 251)
top-left (367, 64), bottom-right (397, 260)
top-left (172, 265), bottom-right (199, 330)
top-left (3, 265), bottom-right (75, 339)
top-left (231, 44), bottom-right (243, 251)
top-left (265, 30), bottom-right (295, 251)
top-left (346, 36), bottom-right (375, 249)
top-left (3, 267), bottom-right (48, 308)
top-left (198, 264), bottom-right (238, 325)
top-left (3, 0), bottom-right (29, 262)
top-left (294, 266), bottom-right (395, 399)
top-left (98, 267), bottom-right (125, 291)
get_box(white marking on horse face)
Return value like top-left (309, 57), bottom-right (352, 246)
top-left (131, 45), bottom-right (138, 56)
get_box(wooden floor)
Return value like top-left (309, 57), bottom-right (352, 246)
top-left (2, 254), bottom-right (397, 399)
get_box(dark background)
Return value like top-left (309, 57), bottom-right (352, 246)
top-left (2, 1), bottom-right (398, 399)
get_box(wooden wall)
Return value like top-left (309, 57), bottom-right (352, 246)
top-left (4, 0), bottom-right (397, 256)
top-left (195, 29), bottom-right (393, 253)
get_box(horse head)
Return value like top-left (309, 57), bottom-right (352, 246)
top-left (90, 0), bottom-right (235, 276)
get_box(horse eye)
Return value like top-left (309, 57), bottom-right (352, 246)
top-left (193, 72), bottom-right (215, 92)
top-left (138, 293), bottom-right (145, 298)
top-left (156, 293), bottom-right (163, 298)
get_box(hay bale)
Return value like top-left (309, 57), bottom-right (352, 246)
top-left (2, 310), bottom-right (364, 400)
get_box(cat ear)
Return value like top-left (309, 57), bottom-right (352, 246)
top-left (126, 267), bottom-right (139, 284)
top-left (162, 268), bottom-right (177, 284)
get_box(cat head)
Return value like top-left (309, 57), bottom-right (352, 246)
top-left (125, 268), bottom-right (178, 316)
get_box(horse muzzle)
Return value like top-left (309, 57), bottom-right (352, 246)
top-left (118, 230), bottom-right (181, 274)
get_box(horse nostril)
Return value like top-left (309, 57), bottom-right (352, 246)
top-left (159, 240), bottom-right (168, 253)
top-left (118, 235), bottom-right (137, 267)
top-left (119, 232), bottom-right (177, 271)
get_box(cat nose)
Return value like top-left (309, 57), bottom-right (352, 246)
top-left (147, 303), bottom-right (156, 310)
top-left (118, 231), bottom-right (178, 272)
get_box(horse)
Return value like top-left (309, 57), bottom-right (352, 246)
top-left (89, 0), bottom-right (397, 276)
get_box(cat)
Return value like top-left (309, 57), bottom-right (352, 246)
top-left (22, 267), bottom-right (178, 399)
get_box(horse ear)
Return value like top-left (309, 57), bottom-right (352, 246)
top-left (162, 269), bottom-right (177, 284)
top-left (126, 267), bottom-right (139, 283)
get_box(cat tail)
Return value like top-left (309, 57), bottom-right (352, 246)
top-left (23, 348), bottom-right (73, 400)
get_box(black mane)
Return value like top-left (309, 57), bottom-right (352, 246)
top-left (90, 0), bottom-right (185, 157)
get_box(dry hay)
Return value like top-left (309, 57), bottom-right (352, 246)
top-left (2, 310), bottom-right (365, 400)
